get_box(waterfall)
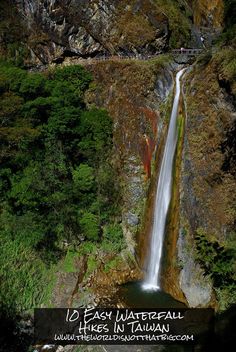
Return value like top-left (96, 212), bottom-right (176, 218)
top-left (143, 68), bottom-right (186, 291)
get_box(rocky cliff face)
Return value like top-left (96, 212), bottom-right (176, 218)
top-left (178, 52), bottom-right (236, 307)
top-left (84, 58), bottom-right (174, 254)
top-left (14, 0), bottom-right (169, 64)
top-left (1, 0), bottom-right (226, 65)
top-left (184, 60), bottom-right (235, 240)
top-left (192, 0), bottom-right (224, 28)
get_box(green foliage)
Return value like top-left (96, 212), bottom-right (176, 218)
top-left (72, 164), bottom-right (94, 192)
top-left (214, 1), bottom-right (236, 94)
top-left (103, 224), bottom-right (124, 251)
top-left (10, 163), bottom-right (41, 207)
top-left (224, 0), bottom-right (236, 28)
top-left (214, 48), bottom-right (236, 83)
top-left (212, 45), bottom-right (236, 99)
top-left (224, 58), bottom-right (236, 80)
top-left (219, 23), bottom-right (236, 45)
top-left (0, 231), bottom-right (55, 315)
top-left (80, 212), bottom-right (100, 241)
top-left (215, 284), bottom-right (236, 311)
top-left (195, 230), bottom-right (236, 285)
top-left (196, 51), bottom-right (213, 67)
top-left (147, 54), bottom-right (172, 68)
top-left (0, 209), bottom-right (44, 247)
top-left (0, 92), bottom-right (23, 125)
top-left (85, 255), bottom-right (97, 278)
top-left (195, 229), bottom-right (236, 309)
top-left (19, 73), bottom-right (46, 98)
top-left (52, 65), bottom-right (92, 95)
top-left (97, 222), bottom-right (124, 254)
top-left (78, 109), bottom-right (113, 160)
top-left (78, 241), bottom-right (97, 256)
top-left (0, 1), bottom-right (29, 66)
top-left (0, 62), bottom-right (27, 92)
top-left (0, 60), bottom-right (121, 316)
top-left (154, 0), bottom-right (191, 48)
top-left (63, 249), bottom-right (78, 273)
top-left (104, 257), bottom-right (122, 273)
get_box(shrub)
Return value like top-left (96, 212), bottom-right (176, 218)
top-left (63, 249), bottom-right (78, 273)
top-left (195, 229), bottom-right (236, 292)
top-left (19, 73), bottom-right (46, 98)
top-left (80, 212), bottom-right (100, 241)
top-left (0, 232), bottom-right (55, 315)
top-left (72, 164), bottom-right (94, 192)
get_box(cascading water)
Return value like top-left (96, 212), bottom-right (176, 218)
top-left (143, 68), bottom-right (186, 291)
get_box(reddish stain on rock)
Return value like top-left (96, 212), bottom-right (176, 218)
top-left (139, 107), bottom-right (159, 178)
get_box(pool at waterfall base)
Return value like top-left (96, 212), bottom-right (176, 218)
top-left (118, 281), bottom-right (186, 308)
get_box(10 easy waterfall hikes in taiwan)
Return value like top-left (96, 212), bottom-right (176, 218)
top-left (143, 68), bottom-right (186, 291)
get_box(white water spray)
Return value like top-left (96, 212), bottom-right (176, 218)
top-left (143, 68), bottom-right (186, 291)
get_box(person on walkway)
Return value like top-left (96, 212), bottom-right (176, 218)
top-left (200, 35), bottom-right (205, 48)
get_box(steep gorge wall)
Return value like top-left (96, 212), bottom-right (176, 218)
top-left (3, 0), bottom-right (226, 65)
top-left (1, 0), bottom-right (227, 66)
top-left (192, 0), bottom-right (224, 28)
top-left (84, 59), bottom-right (174, 255)
top-left (12, 0), bottom-right (169, 64)
top-left (178, 56), bottom-right (236, 308)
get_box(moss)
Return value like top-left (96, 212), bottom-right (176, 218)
top-left (78, 241), bottom-right (97, 256)
top-left (85, 59), bottom-right (170, 255)
top-left (215, 285), bottom-right (236, 311)
top-left (0, 237), bottom-right (57, 314)
top-left (116, 11), bottom-right (156, 48)
top-left (193, 0), bottom-right (224, 28)
top-left (104, 256), bottom-right (123, 273)
top-left (85, 255), bottom-right (97, 278)
top-left (184, 59), bottom-right (236, 238)
top-left (194, 228), bottom-right (236, 309)
top-left (154, 0), bottom-right (192, 47)
top-left (177, 113), bottom-right (184, 140)
top-left (159, 87), bottom-right (174, 122)
top-left (63, 249), bottom-right (79, 273)
top-left (213, 47), bottom-right (236, 94)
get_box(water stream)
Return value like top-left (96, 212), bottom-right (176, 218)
top-left (143, 68), bottom-right (186, 291)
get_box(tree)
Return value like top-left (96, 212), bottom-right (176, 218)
top-left (78, 108), bottom-right (113, 161)
top-left (80, 212), bottom-right (100, 241)
top-left (72, 164), bottom-right (94, 192)
top-left (19, 73), bottom-right (46, 99)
